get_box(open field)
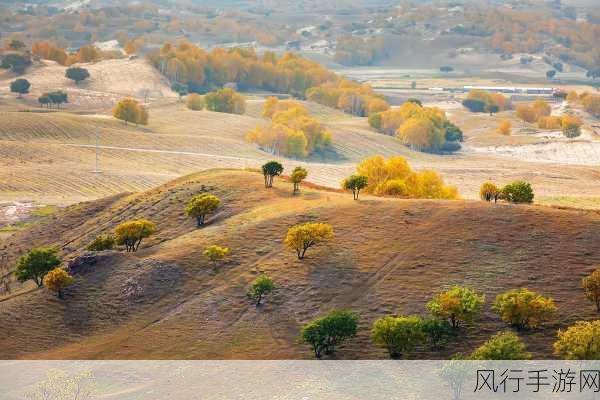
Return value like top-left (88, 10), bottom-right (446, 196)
top-left (1, 94), bottom-right (600, 210)
top-left (1, 169), bottom-right (600, 359)
top-left (0, 59), bottom-right (176, 111)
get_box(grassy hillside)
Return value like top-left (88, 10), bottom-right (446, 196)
top-left (0, 59), bottom-right (175, 111)
top-left (1, 169), bottom-right (599, 359)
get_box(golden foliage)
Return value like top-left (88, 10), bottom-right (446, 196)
top-left (554, 320), bottom-right (600, 359)
top-left (185, 93), bottom-right (204, 111)
top-left (284, 222), bottom-right (334, 260)
top-left (112, 98), bottom-right (149, 125)
top-left (493, 288), bottom-right (556, 329)
top-left (203, 245), bottom-right (230, 266)
top-left (480, 182), bottom-right (500, 202)
top-left (497, 119), bottom-right (511, 135)
top-left (43, 268), bottom-right (74, 298)
top-left (537, 115), bottom-right (562, 130)
top-left (355, 156), bottom-right (458, 199)
top-left (582, 268), bottom-right (600, 312)
top-left (114, 219), bottom-right (156, 252)
top-left (247, 99), bottom-right (331, 159)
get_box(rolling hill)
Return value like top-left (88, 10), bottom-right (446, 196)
top-left (1, 169), bottom-right (600, 359)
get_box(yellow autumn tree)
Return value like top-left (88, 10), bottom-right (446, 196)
top-left (284, 222), bottom-right (334, 260)
top-left (113, 98), bottom-right (148, 125)
top-left (43, 268), bottom-right (75, 299)
top-left (497, 119), bottom-right (511, 135)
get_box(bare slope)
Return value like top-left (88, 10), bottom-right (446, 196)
top-left (0, 58), bottom-right (175, 110)
top-left (1, 169), bottom-right (599, 359)
top-left (2, 102), bottom-right (600, 207)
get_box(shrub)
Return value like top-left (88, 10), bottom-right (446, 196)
top-left (14, 247), bottom-right (61, 287)
top-left (497, 120), bottom-right (511, 135)
top-left (561, 115), bottom-right (583, 138)
top-left (538, 115), bottom-right (563, 130)
top-left (554, 320), bottom-right (600, 359)
top-left (501, 181), bottom-right (534, 203)
top-left (247, 274), bottom-right (275, 306)
top-left (422, 317), bottom-right (453, 349)
top-left (185, 193), bottom-right (221, 227)
top-left (341, 174), bottom-right (368, 200)
top-left (427, 286), bottom-right (485, 329)
top-left (65, 67), bottom-right (90, 85)
top-left (480, 182), bottom-right (500, 203)
top-left (371, 315), bottom-right (425, 358)
top-left (86, 234), bottom-right (115, 251)
top-left (43, 268), bottom-right (74, 299)
top-left (114, 219), bottom-right (156, 252)
top-left (204, 88), bottom-right (246, 114)
top-left (582, 268), bottom-right (600, 312)
top-left (113, 98), bottom-right (148, 125)
top-left (301, 310), bottom-right (358, 358)
top-left (284, 222), bottom-right (334, 260)
top-left (186, 93), bottom-right (204, 110)
top-left (290, 166), bottom-right (308, 194)
top-left (471, 332), bottom-right (531, 360)
top-left (203, 245), bottom-right (230, 268)
top-left (493, 288), bottom-right (556, 329)
top-left (462, 99), bottom-right (486, 113)
top-left (516, 105), bottom-right (537, 123)
top-left (262, 161), bottom-right (284, 188)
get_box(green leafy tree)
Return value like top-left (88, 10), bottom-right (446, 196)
top-left (427, 286), bottom-right (485, 329)
top-left (471, 331), bottom-right (531, 360)
top-left (203, 245), bottom-right (230, 268)
top-left (65, 67), bottom-right (90, 85)
top-left (290, 166), bottom-right (308, 194)
top-left (284, 222), bottom-right (334, 260)
top-left (422, 317), bottom-right (453, 349)
top-left (86, 234), bottom-right (115, 251)
top-left (583, 268), bottom-right (600, 312)
top-left (301, 310), bottom-right (359, 358)
top-left (493, 288), bottom-right (556, 329)
top-left (501, 181), bottom-right (534, 203)
top-left (10, 78), bottom-right (30, 97)
top-left (185, 193), bottom-right (221, 227)
top-left (262, 161), bottom-right (283, 188)
top-left (114, 219), bottom-right (156, 252)
top-left (342, 174), bottom-right (368, 200)
top-left (43, 268), bottom-right (74, 299)
top-left (247, 274), bottom-right (275, 306)
top-left (204, 88), bottom-right (246, 114)
top-left (554, 320), bottom-right (600, 359)
top-left (371, 315), bottom-right (425, 358)
top-left (14, 247), bottom-right (61, 287)
top-left (1, 53), bottom-right (32, 73)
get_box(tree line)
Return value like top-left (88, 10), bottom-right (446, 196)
top-left (369, 101), bottom-right (464, 153)
top-left (246, 98), bottom-right (332, 158)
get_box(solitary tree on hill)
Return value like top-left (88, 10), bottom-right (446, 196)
top-left (290, 166), bottom-right (308, 194)
top-left (262, 161), bottom-right (283, 188)
top-left (65, 67), bottom-right (90, 85)
top-left (10, 78), bottom-right (30, 97)
top-left (14, 247), bottom-right (61, 287)
top-left (113, 98), bottom-right (148, 125)
top-left (342, 174), bottom-right (368, 200)
top-left (247, 274), bottom-right (275, 306)
top-left (114, 219), bottom-right (156, 252)
top-left (185, 193), bottom-right (221, 227)
top-left (284, 222), bottom-right (334, 260)
top-left (43, 268), bottom-right (75, 299)
top-left (203, 245), bottom-right (230, 268)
